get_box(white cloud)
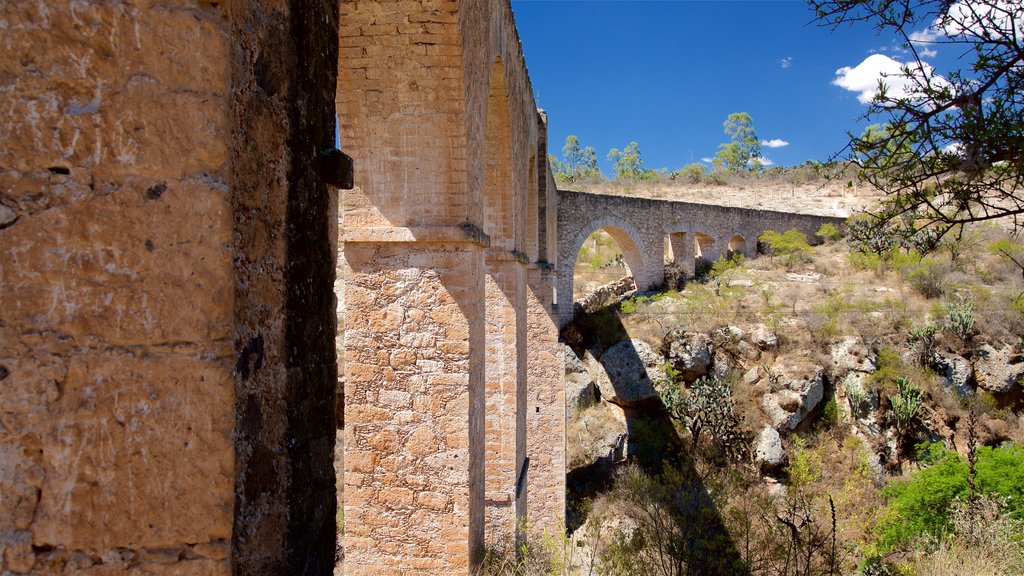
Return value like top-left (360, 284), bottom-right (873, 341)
top-left (908, 27), bottom-right (940, 57)
top-left (942, 141), bottom-right (964, 155)
top-left (943, 1), bottom-right (1023, 40)
top-left (780, 57), bottom-right (793, 69)
top-left (833, 54), bottom-right (942, 104)
top-left (761, 139), bottom-right (789, 148)
top-left (756, 157), bottom-right (775, 167)
top-left (701, 157), bottom-right (714, 163)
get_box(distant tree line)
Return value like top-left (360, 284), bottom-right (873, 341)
top-left (548, 112), bottom-right (772, 184)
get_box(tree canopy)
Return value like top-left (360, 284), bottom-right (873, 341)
top-left (810, 0), bottom-right (1024, 233)
top-left (549, 135), bottom-right (600, 183)
top-left (713, 112), bottom-right (763, 172)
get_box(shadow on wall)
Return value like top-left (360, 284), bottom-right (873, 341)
top-left (561, 308), bottom-right (751, 576)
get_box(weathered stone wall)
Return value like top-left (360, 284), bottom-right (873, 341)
top-left (1, 3), bottom-right (235, 572)
top-left (1, 0), bottom-right (339, 573)
top-left (230, 0), bottom-right (340, 573)
top-left (557, 190), bottom-right (846, 326)
top-left (336, 0), bottom-right (563, 571)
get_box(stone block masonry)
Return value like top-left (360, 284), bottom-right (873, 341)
top-left (337, 0), bottom-right (564, 572)
top-left (1, 0), bottom-right (340, 573)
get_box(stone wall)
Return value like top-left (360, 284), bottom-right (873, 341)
top-left (336, 0), bottom-right (563, 572)
top-left (1, 0), bottom-right (339, 573)
top-left (557, 190), bottom-right (846, 326)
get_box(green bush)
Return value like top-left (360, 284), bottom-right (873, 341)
top-left (760, 228), bottom-right (812, 268)
top-left (709, 252), bottom-right (744, 279)
top-left (877, 442), bottom-right (1024, 552)
top-left (908, 261), bottom-right (947, 297)
top-left (816, 222), bottom-right (842, 242)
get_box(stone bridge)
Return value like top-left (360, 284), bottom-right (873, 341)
top-left (556, 190), bottom-right (845, 327)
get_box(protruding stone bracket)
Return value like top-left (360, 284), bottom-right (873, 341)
top-left (317, 148), bottom-right (354, 189)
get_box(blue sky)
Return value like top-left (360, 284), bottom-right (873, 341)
top-left (510, 0), bottom-right (962, 174)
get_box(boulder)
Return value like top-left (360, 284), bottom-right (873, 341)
top-left (564, 345), bottom-right (599, 412)
top-left (754, 426), bottom-right (785, 470)
top-left (974, 344), bottom-right (1024, 394)
top-left (761, 363), bottom-right (825, 431)
top-left (711, 349), bottom-right (733, 381)
top-left (841, 372), bottom-right (879, 422)
top-left (567, 403), bottom-right (628, 472)
top-left (748, 324), bottom-right (778, 349)
top-left (664, 329), bottom-right (713, 381)
top-left (597, 339), bottom-right (664, 406)
top-left (933, 353), bottom-right (973, 397)
top-left (564, 344), bottom-right (587, 375)
top-left (831, 337), bottom-right (874, 375)
top-left (715, 325), bottom-right (745, 343)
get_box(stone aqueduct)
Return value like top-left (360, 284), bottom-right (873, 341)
top-left (556, 191), bottom-right (844, 327)
top-left (0, 1), bottom-right (843, 574)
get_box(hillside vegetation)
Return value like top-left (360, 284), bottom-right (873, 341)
top-left (484, 221), bottom-right (1024, 576)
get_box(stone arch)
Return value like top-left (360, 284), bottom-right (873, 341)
top-left (727, 233), bottom-right (747, 256)
top-left (557, 215), bottom-right (647, 326)
top-left (695, 232), bottom-right (716, 260)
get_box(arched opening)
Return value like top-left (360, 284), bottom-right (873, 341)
top-left (575, 229), bottom-right (633, 300)
top-left (727, 234), bottom-right (746, 257)
top-left (663, 232), bottom-right (692, 289)
top-left (694, 232), bottom-right (716, 277)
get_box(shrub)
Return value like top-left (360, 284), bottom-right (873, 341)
top-left (868, 346), bottom-right (905, 395)
top-left (876, 442), bottom-right (1024, 552)
top-left (944, 297), bottom-right (976, 344)
top-left (847, 215), bottom-right (899, 259)
top-left (709, 252), bottom-right (744, 279)
top-left (676, 162), bottom-right (706, 183)
top-left (660, 376), bottom-right (749, 462)
top-left (759, 228), bottom-right (812, 267)
top-left (905, 257), bottom-right (949, 299)
top-left (818, 397), bottom-right (839, 430)
top-left (906, 322), bottom-right (939, 367)
top-left (816, 222), bottom-right (842, 242)
top-left (889, 376), bottom-right (923, 434)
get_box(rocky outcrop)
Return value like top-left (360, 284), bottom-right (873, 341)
top-left (754, 427), bottom-right (784, 470)
top-left (597, 339), bottom-right (665, 406)
top-left (749, 324), bottom-right (778, 349)
top-left (762, 362), bottom-right (825, 431)
top-left (565, 345), bottom-right (600, 413)
top-left (831, 337), bottom-right (875, 374)
top-left (663, 329), bottom-right (713, 381)
top-left (934, 353), bottom-right (973, 397)
top-left (975, 344), bottom-right (1023, 394)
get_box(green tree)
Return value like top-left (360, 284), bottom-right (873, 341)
top-left (713, 112), bottom-right (762, 172)
top-left (810, 0), bottom-right (1024, 234)
top-left (552, 135), bottom-right (600, 183)
top-left (607, 141), bottom-right (646, 180)
top-left (550, 135), bottom-right (599, 182)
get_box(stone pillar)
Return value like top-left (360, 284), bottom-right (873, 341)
top-left (525, 265), bottom-right (566, 534)
top-left (669, 232), bottom-right (695, 278)
top-left (341, 238), bottom-right (485, 575)
top-left (696, 233), bottom-right (719, 263)
top-left (484, 253), bottom-right (527, 542)
top-left (0, 0), bottom-right (340, 573)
